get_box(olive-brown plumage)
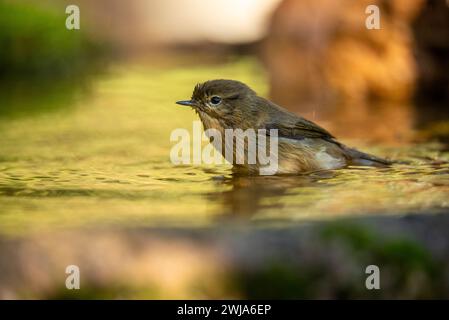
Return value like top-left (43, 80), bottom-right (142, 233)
top-left (176, 79), bottom-right (391, 174)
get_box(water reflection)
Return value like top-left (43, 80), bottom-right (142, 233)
top-left (211, 172), bottom-right (333, 217)
top-left (208, 157), bottom-right (449, 223)
top-left (0, 77), bottom-right (92, 119)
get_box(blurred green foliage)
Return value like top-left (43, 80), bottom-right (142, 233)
top-left (320, 223), bottom-right (437, 272)
top-left (229, 224), bottom-right (447, 299)
top-left (0, 0), bottom-right (102, 77)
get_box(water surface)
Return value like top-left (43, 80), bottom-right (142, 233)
top-left (1, 60), bottom-right (448, 236)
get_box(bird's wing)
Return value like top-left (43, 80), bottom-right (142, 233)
top-left (265, 116), bottom-right (335, 140)
top-left (255, 97), bottom-right (335, 140)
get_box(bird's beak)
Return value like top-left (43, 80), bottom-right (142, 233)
top-left (176, 100), bottom-right (197, 107)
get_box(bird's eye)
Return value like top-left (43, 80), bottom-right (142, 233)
top-left (210, 96), bottom-right (222, 105)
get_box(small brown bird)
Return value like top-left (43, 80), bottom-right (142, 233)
top-left (176, 79), bottom-right (391, 175)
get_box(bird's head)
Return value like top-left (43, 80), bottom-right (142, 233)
top-left (176, 79), bottom-right (260, 127)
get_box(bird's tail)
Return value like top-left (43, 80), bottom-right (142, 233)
top-left (344, 146), bottom-right (393, 167)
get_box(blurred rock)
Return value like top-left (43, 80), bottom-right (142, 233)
top-left (412, 0), bottom-right (449, 128)
top-left (262, 0), bottom-right (426, 142)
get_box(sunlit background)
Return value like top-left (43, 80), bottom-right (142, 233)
top-left (0, 0), bottom-right (448, 299)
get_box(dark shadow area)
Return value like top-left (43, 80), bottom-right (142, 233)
top-left (412, 0), bottom-right (449, 142)
top-left (0, 77), bottom-right (93, 120)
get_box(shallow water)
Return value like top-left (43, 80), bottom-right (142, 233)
top-left (1, 59), bottom-right (448, 237)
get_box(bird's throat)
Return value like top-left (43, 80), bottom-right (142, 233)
top-left (197, 111), bottom-right (226, 134)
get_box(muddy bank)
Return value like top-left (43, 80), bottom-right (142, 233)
top-left (1, 211), bottom-right (449, 299)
